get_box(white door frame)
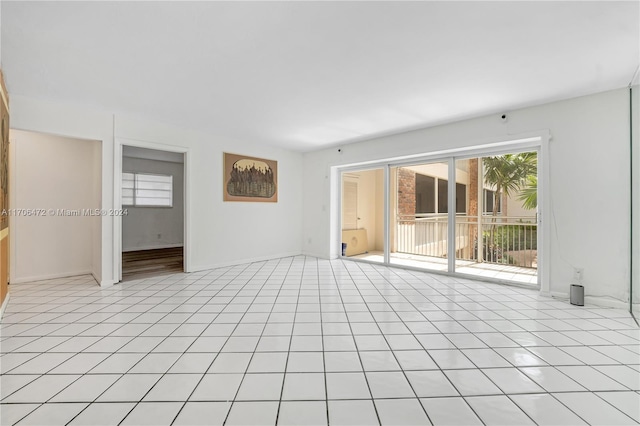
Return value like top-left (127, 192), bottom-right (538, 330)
top-left (113, 138), bottom-right (190, 283)
top-left (332, 131), bottom-right (550, 294)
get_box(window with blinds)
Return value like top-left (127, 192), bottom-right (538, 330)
top-left (122, 172), bottom-right (173, 207)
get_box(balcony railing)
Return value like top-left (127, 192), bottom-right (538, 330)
top-left (396, 214), bottom-right (537, 269)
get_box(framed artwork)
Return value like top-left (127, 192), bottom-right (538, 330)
top-left (223, 152), bottom-right (278, 202)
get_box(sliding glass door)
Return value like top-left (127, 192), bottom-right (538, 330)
top-left (339, 146), bottom-right (541, 287)
top-left (389, 161), bottom-right (451, 272)
top-left (454, 155), bottom-right (538, 284)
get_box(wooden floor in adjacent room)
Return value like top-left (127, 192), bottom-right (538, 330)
top-left (122, 247), bottom-right (183, 281)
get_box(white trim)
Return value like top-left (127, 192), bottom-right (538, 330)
top-left (0, 294), bottom-right (10, 320)
top-left (8, 134), bottom-right (17, 285)
top-left (122, 243), bottom-right (184, 252)
top-left (447, 157), bottom-right (456, 272)
top-left (91, 272), bottom-right (116, 288)
top-left (383, 165), bottom-right (390, 264)
top-left (583, 296), bottom-right (629, 310)
top-left (114, 138), bottom-right (191, 283)
top-left (91, 272), bottom-right (100, 286)
top-left (190, 251), bottom-right (302, 273)
top-left (10, 270), bottom-right (94, 284)
top-left (334, 133), bottom-right (546, 170)
top-left (538, 134), bottom-right (551, 295)
top-left (113, 140), bottom-right (122, 282)
top-left (551, 291), bottom-right (629, 310)
top-left (332, 132), bottom-right (549, 291)
top-left (99, 279), bottom-right (117, 288)
top-left (302, 250), bottom-right (330, 259)
top-left (329, 166), bottom-right (341, 259)
top-left (94, 274), bottom-right (116, 288)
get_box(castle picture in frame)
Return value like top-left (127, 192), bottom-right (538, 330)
top-left (223, 153), bottom-right (278, 202)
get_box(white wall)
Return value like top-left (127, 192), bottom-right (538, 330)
top-left (302, 88), bottom-right (631, 303)
top-left (506, 194), bottom-right (537, 219)
top-left (10, 96), bottom-right (304, 283)
top-left (10, 96), bottom-right (114, 284)
top-left (9, 89), bottom-right (630, 303)
top-left (116, 116), bottom-right (304, 272)
top-left (10, 130), bottom-right (101, 282)
top-left (122, 156), bottom-right (184, 251)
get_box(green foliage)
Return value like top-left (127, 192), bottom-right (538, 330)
top-left (483, 152), bottom-right (538, 248)
top-left (474, 235), bottom-right (514, 264)
top-left (488, 225), bottom-right (537, 251)
top-left (517, 175), bottom-right (538, 210)
top-left (474, 225), bottom-right (536, 265)
top-left (483, 152), bottom-right (537, 200)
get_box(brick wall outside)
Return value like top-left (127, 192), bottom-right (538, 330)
top-left (468, 158), bottom-right (478, 219)
top-left (397, 168), bottom-right (416, 217)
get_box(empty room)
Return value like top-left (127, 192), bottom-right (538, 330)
top-left (0, 1), bottom-right (639, 426)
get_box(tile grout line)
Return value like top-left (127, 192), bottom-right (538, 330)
top-left (272, 256), bottom-right (306, 425)
top-left (1, 256), bottom-right (638, 425)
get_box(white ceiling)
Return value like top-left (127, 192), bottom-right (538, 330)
top-left (2, 1), bottom-right (638, 152)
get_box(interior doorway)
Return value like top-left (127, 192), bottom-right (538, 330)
top-left (120, 145), bottom-right (185, 281)
top-left (341, 168), bottom-right (384, 262)
top-left (9, 130), bottom-right (102, 284)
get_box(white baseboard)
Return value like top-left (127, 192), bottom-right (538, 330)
top-left (122, 243), bottom-right (183, 252)
top-left (190, 251), bottom-right (303, 273)
top-left (99, 279), bottom-right (117, 288)
top-left (551, 291), bottom-right (629, 310)
top-left (10, 270), bottom-right (94, 284)
top-left (0, 293), bottom-right (10, 321)
top-left (584, 296), bottom-right (629, 310)
top-left (301, 251), bottom-right (330, 260)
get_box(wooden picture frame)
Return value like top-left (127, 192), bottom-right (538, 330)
top-left (0, 71), bottom-right (8, 231)
top-left (223, 153), bottom-right (278, 202)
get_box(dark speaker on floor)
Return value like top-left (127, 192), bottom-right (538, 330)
top-left (570, 284), bottom-right (584, 306)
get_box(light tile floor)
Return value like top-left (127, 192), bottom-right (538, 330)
top-left (1, 256), bottom-right (639, 426)
top-left (351, 251), bottom-right (538, 285)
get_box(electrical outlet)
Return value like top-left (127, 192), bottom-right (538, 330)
top-left (157, 233), bottom-right (162, 239)
top-left (573, 267), bottom-right (584, 283)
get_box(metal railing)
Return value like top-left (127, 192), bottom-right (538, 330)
top-left (396, 214), bottom-right (537, 269)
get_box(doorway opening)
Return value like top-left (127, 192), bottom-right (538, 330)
top-left (341, 168), bottom-right (384, 262)
top-left (9, 130), bottom-right (102, 284)
top-left (120, 146), bottom-right (185, 281)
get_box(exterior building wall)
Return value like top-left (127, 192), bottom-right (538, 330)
top-left (397, 168), bottom-right (416, 217)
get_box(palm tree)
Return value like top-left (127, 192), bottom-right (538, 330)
top-left (517, 175), bottom-right (537, 210)
top-left (483, 152), bottom-right (536, 214)
top-left (482, 152), bottom-right (537, 260)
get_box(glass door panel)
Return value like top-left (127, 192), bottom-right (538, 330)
top-left (341, 168), bottom-right (385, 263)
top-left (390, 162), bottom-right (449, 271)
top-left (454, 154), bottom-right (538, 285)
